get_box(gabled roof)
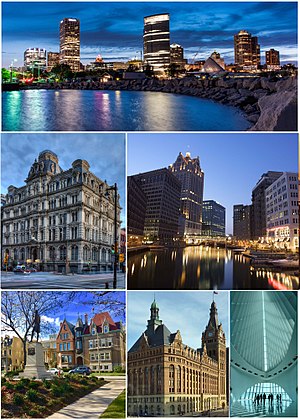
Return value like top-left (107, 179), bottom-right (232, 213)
top-left (83, 312), bottom-right (119, 334)
top-left (129, 323), bottom-right (175, 353)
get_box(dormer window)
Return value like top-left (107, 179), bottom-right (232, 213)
top-left (92, 326), bottom-right (97, 335)
top-left (103, 325), bottom-right (109, 333)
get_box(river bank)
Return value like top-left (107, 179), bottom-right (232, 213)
top-left (3, 76), bottom-right (297, 131)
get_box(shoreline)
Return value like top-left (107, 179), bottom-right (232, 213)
top-left (3, 76), bottom-right (297, 131)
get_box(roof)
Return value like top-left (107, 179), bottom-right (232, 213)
top-left (129, 324), bottom-right (175, 353)
top-left (83, 312), bottom-right (120, 334)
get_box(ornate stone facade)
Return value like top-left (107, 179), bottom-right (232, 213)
top-left (128, 300), bottom-right (227, 416)
top-left (1, 150), bottom-right (121, 273)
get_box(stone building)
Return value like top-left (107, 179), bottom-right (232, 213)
top-left (56, 312), bottom-right (125, 371)
top-left (128, 299), bottom-right (227, 416)
top-left (1, 150), bottom-right (121, 273)
top-left (41, 333), bottom-right (57, 368)
top-left (1, 336), bottom-right (24, 372)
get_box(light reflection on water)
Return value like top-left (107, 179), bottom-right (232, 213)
top-left (128, 247), bottom-right (298, 290)
top-left (2, 89), bottom-right (250, 131)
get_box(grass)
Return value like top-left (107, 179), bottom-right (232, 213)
top-left (100, 390), bottom-right (125, 418)
top-left (2, 376), bottom-right (107, 418)
top-left (91, 372), bottom-right (125, 377)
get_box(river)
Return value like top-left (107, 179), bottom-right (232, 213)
top-left (128, 247), bottom-right (298, 290)
top-left (2, 89), bottom-right (250, 131)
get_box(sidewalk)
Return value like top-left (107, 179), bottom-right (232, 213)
top-left (48, 378), bottom-right (125, 418)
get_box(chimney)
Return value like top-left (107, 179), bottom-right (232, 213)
top-left (84, 313), bottom-right (88, 325)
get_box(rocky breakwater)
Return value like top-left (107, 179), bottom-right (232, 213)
top-left (101, 76), bottom-right (297, 131)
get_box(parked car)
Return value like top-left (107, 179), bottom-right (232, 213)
top-left (47, 368), bottom-right (60, 375)
top-left (68, 366), bottom-right (91, 376)
top-left (13, 265), bottom-right (30, 274)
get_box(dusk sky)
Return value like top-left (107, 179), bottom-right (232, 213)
top-left (2, 1), bottom-right (298, 68)
top-left (1, 133), bottom-right (126, 225)
top-left (128, 133), bottom-right (298, 235)
top-left (127, 291), bottom-right (229, 350)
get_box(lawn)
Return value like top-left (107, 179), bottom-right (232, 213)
top-left (100, 389), bottom-right (125, 418)
top-left (1, 375), bottom-right (107, 418)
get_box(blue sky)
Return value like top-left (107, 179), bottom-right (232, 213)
top-left (127, 133), bottom-right (298, 235)
top-left (127, 291), bottom-right (229, 350)
top-left (2, 1), bottom-right (298, 67)
top-left (1, 133), bottom-right (126, 225)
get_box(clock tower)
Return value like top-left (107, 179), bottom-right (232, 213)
top-left (202, 299), bottom-right (227, 407)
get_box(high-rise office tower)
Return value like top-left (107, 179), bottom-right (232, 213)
top-left (59, 18), bottom-right (80, 72)
top-left (47, 52), bottom-right (60, 71)
top-left (202, 200), bottom-right (226, 237)
top-left (143, 13), bottom-right (170, 73)
top-left (233, 204), bottom-right (252, 240)
top-left (234, 30), bottom-right (260, 68)
top-left (170, 152), bottom-right (204, 237)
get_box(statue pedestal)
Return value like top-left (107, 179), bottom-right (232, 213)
top-left (20, 342), bottom-right (52, 379)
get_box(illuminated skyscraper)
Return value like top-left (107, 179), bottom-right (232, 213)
top-left (24, 48), bottom-right (46, 72)
top-left (234, 30), bottom-right (260, 69)
top-left (143, 13), bottom-right (170, 73)
top-left (169, 152), bottom-right (204, 237)
top-left (59, 18), bottom-right (80, 72)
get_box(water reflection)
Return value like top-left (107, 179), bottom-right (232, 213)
top-left (230, 400), bottom-right (297, 417)
top-left (2, 90), bottom-right (250, 131)
top-left (128, 247), bottom-right (298, 290)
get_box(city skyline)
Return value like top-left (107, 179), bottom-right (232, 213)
top-left (2, 1), bottom-right (297, 68)
top-left (1, 134), bottom-right (126, 225)
top-left (127, 291), bottom-right (229, 350)
top-left (127, 133), bottom-right (298, 235)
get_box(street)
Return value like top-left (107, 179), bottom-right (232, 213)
top-left (1, 271), bottom-right (126, 289)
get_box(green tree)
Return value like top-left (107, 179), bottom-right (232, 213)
top-left (51, 64), bottom-right (74, 81)
top-left (2, 68), bottom-right (11, 82)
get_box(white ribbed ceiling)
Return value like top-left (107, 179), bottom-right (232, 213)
top-left (231, 292), bottom-right (296, 373)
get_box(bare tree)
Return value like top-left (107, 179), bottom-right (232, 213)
top-left (1, 291), bottom-right (75, 365)
top-left (80, 291), bottom-right (125, 320)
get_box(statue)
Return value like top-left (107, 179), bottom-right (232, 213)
top-left (30, 310), bottom-right (41, 342)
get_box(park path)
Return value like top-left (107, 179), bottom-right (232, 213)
top-left (48, 377), bottom-right (125, 418)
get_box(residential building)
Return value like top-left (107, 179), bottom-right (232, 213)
top-left (56, 312), bottom-right (125, 371)
top-left (1, 336), bottom-right (24, 371)
top-left (128, 299), bottom-right (227, 416)
top-left (266, 172), bottom-right (299, 251)
top-left (202, 200), bottom-right (226, 237)
top-left (143, 14), bottom-right (170, 73)
top-left (169, 152), bottom-right (204, 237)
top-left (251, 171), bottom-right (283, 240)
top-left (47, 52), bottom-right (60, 71)
top-left (59, 18), bottom-right (80, 72)
top-left (230, 291), bottom-right (297, 417)
top-left (170, 43), bottom-right (187, 69)
top-left (24, 48), bottom-right (47, 72)
top-left (42, 333), bottom-right (57, 367)
top-left (130, 169), bottom-right (181, 242)
top-left (265, 49), bottom-right (280, 70)
top-left (233, 204), bottom-right (252, 240)
top-left (82, 312), bottom-right (126, 372)
top-left (234, 30), bottom-right (260, 69)
top-left (1, 150), bottom-right (121, 273)
top-left (127, 176), bottom-right (147, 246)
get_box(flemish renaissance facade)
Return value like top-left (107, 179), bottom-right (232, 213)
top-left (1, 150), bottom-right (121, 273)
top-left (128, 299), bottom-right (227, 416)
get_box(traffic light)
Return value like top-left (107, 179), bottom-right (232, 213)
top-left (119, 253), bottom-right (125, 263)
top-left (111, 245), bottom-right (115, 254)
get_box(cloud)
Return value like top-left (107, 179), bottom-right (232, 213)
top-left (41, 315), bottom-right (61, 327)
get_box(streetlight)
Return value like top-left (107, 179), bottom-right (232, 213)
top-left (105, 183), bottom-right (118, 289)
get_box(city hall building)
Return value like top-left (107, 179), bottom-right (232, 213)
top-left (128, 299), bottom-right (227, 416)
top-left (1, 150), bottom-right (121, 273)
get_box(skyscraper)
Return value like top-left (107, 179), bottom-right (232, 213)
top-left (265, 49), bottom-right (280, 69)
top-left (169, 152), bottom-right (204, 237)
top-left (143, 13), bottom-right (170, 73)
top-left (202, 200), bottom-right (226, 237)
top-left (59, 18), bottom-right (80, 72)
top-left (251, 171), bottom-right (283, 240)
top-left (233, 204), bottom-right (252, 240)
top-left (234, 30), bottom-right (260, 69)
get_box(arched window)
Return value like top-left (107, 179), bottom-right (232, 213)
top-left (71, 246), bottom-right (78, 261)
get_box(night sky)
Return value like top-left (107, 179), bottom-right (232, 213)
top-left (1, 133), bottom-right (126, 226)
top-left (127, 291), bottom-right (229, 350)
top-left (2, 1), bottom-right (298, 68)
top-left (127, 133), bottom-right (298, 235)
